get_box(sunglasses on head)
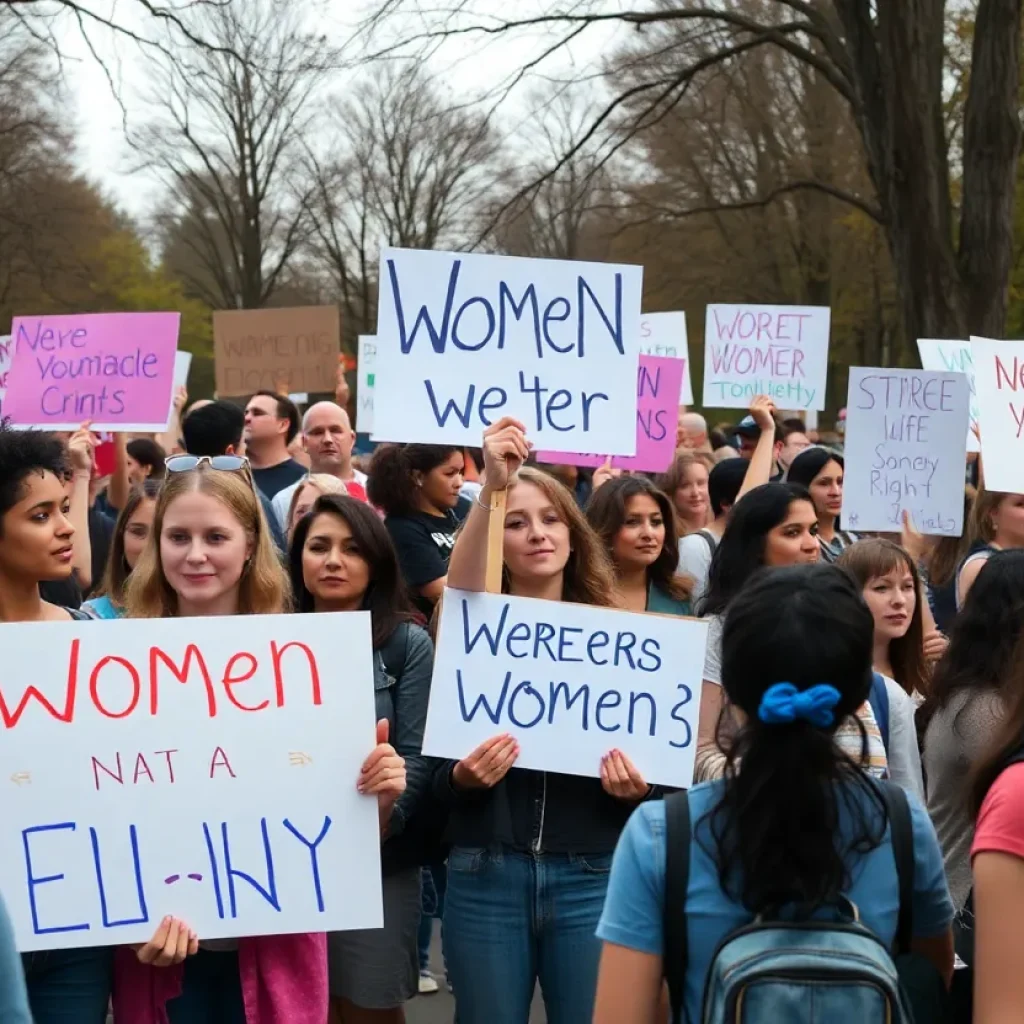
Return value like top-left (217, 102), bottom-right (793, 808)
top-left (164, 455), bottom-right (250, 474)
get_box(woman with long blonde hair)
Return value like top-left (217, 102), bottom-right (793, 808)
top-left (113, 456), bottom-right (406, 1024)
top-left (957, 485), bottom-right (1024, 607)
top-left (438, 417), bottom-right (657, 1024)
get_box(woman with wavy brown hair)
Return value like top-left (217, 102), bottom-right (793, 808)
top-left (435, 417), bottom-right (659, 1024)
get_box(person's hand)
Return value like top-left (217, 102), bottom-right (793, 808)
top-left (600, 749), bottom-right (651, 801)
top-left (923, 630), bottom-right (949, 663)
top-left (451, 733), bottom-right (519, 790)
top-left (591, 456), bottom-right (622, 492)
top-left (172, 385), bottom-right (188, 414)
top-left (481, 418), bottom-right (531, 492)
top-left (359, 720), bottom-right (406, 824)
top-left (749, 395), bottom-right (776, 432)
top-left (134, 916), bottom-right (198, 966)
top-left (67, 421), bottom-right (96, 475)
top-left (335, 361), bottom-right (351, 408)
top-left (900, 510), bottom-right (929, 563)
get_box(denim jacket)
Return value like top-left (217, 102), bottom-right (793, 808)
top-left (374, 623), bottom-right (436, 870)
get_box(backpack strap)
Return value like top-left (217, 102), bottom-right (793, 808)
top-left (378, 622), bottom-right (411, 679)
top-left (663, 791), bottom-right (691, 1024)
top-left (698, 530), bottom-right (717, 557)
top-left (880, 782), bottom-right (913, 955)
top-left (868, 673), bottom-right (891, 754)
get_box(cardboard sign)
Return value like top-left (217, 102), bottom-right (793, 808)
top-left (703, 304), bottom-right (829, 411)
top-left (0, 333), bottom-right (10, 417)
top-left (423, 590), bottom-right (708, 788)
top-left (4, 313), bottom-right (180, 431)
top-left (843, 368), bottom-right (969, 536)
top-left (917, 339), bottom-right (979, 453)
top-left (535, 355), bottom-right (684, 472)
top-left (213, 306), bottom-right (341, 397)
top-left (640, 312), bottom-right (692, 404)
top-left (0, 613), bottom-right (382, 951)
top-left (972, 338), bottom-right (1024, 493)
top-left (162, 350), bottom-right (193, 431)
top-left (356, 335), bottom-right (376, 434)
top-left (372, 247), bottom-right (643, 453)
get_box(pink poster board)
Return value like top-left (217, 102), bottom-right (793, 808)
top-left (4, 312), bottom-right (181, 431)
top-left (536, 355), bottom-right (684, 472)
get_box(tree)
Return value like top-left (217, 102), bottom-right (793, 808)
top-left (361, 0), bottom-right (1023, 346)
top-left (137, 0), bottom-right (330, 310)
top-left (304, 63), bottom-right (500, 338)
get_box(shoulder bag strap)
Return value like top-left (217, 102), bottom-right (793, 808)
top-left (881, 781), bottom-right (913, 955)
top-left (663, 790), bottom-right (692, 1023)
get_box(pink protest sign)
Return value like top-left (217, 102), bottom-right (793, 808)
top-left (4, 312), bottom-right (181, 431)
top-left (536, 355), bottom-right (684, 472)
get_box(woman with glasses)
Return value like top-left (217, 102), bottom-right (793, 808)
top-left (111, 456), bottom-right (407, 1024)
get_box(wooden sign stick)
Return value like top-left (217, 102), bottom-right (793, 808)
top-left (484, 487), bottom-right (507, 595)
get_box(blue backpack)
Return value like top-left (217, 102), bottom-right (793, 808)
top-left (868, 672), bottom-right (890, 753)
top-left (662, 784), bottom-right (946, 1023)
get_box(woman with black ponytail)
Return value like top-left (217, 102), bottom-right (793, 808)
top-left (594, 564), bottom-right (953, 1023)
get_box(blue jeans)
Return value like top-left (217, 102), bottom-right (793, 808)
top-left (21, 947), bottom-right (113, 1024)
top-left (443, 847), bottom-right (611, 1024)
top-left (166, 948), bottom-right (246, 1024)
top-left (418, 862), bottom-right (448, 972)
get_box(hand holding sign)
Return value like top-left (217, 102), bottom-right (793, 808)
top-left (600, 749), bottom-right (650, 801)
top-left (134, 915), bottom-right (198, 967)
top-left (66, 421), bottom-right (97, 476)
top-left (749, 394), bottom-right (777, 432)
top-left (592, 456), bottom-right (623, 493)
top-left (358, 719), bottom-right (406, 827)
top-left (482, 417), bottom-right (531, 491)
top-left (452, 733), bottom-right (520, 790)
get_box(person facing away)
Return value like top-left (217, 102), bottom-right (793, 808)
top-left (181, 399), bottom-right (287, 552)
top-left (242, 390), bottom-right (307, 499)
top-left (271, 401), bottom-right (368, 531)
top-left (593, 563), bottom-right (954, 1024)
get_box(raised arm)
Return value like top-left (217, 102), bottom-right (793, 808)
top-left (736, 396), bottom-right (778, 503)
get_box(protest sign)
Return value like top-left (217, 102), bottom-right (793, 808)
top-left (356, 335), bottom-right (376, 434)
top-left (640, 312), bottom-right (692, 404)
top-left (535, 355), bottom-right (684, 473)
top-left (423, 590), bottom-right (708, 788)
top-left (703, 304), bottom-right (829, 411)
top-left (162, 350), bottom-right (193, 431)
top-left (0, 333), bottom-right (10, 417)
top-left (372, 247), bottom-right (643, 453)
top-left (917, 339), bottom-right (979, 453)
top-left (0, 613), bottom-right (382, 951)
top-left (843, 368), bottom-right (969, 536)
top-left (972, 338), bottom-right (1024, 493)
top-left (214, 306), bottom-right (340, 397)
top-left (4, 313), bottom-right (180, 432)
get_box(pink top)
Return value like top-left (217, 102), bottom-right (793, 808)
top-left (112, 932), bottom-right (328, 1023)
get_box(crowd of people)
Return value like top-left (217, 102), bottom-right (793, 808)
top-left (0, 380), bottom-right (1019, 1024)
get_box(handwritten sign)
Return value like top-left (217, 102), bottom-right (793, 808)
top-left (843, 368), bottom-right (969, 536)
top-left (371, 247), bottom-right (643, 453)
top-left (4, 313), bottom-right (180, 432)
top-left (214, 306), bottom-right (341, 397)
top-left (535, 355), bottom-right (684, 472)
top-left (356, 335), bottom-right (376, 434)
top-left (640, 312), bottom-right (692, 404)
top-left (0, 333), bottom-right (10, 417)
top-left (917, 339), bottom-right (979, 453)
top-left (0, 614), bottom-right (382, 951)
top-left (703, 304), bottom-right (829, 410)
top-left (972, 338), bottom-right (1024, 493)
top-left (423, 590), bottom-right (708, 787)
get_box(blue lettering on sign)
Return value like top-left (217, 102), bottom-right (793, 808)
top-left (23, 823), bottom-right (91, 935)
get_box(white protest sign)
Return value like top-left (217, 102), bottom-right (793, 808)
top-left (356, 335), bottom-right (376, 433)
top-left (0, 613), bottom-right (382, 951)
top-left (162, 350), bottom-right (193, 431)
top-left (703, 304), bottom-right (830, 411)
top-left (972, 338), bottom-right (1024, 493)
top-left (0, 333), bottom-right (10, 416)
top-left (423, 590), bottom-right (707, 787)
top-left (640, 312), bottom-right (692, 404)
top-left (372, 247), bottom-right (643, 453)
top-left (842, 368), bottom-right (969, 536)
top-left (917, 339), bottom-right (979, 453)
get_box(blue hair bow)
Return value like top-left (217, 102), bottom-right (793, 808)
top-left (758, 683), bottom-right (841, 728)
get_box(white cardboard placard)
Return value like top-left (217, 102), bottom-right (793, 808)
top-left (973, 338), bottom-right (1024, 494)
top-left (842, 367), bottom-right (969, 536)
top-left (640, 312), bottom-right (693, 405)
top-left (423, 590), bottom-right (707, 788)
top-left (917, 339), bottom-right (979, 453)
top-left (356, 335), bottom-right (376, 434)
top-left (0, 613), bottom-right (382, 951)
top-left (372, 247), bottom-right (643, 453)
top-left (703, 304), bottom-right (829, 411)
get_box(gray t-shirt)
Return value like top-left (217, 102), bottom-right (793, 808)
top-left (923, 687), bottom-right (1005, 910)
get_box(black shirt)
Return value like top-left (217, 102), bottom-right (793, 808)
top-left (251, 459), bottom-right (307, 500)
top-left (40, 576), bottom-right (83, 609)
top-left (385, 497), bottom-right (471, 617)
top-left (88, 506), bottom-right (115, 596)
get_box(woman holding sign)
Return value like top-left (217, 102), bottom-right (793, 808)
top-left (289, 493), bottom-right (435, 1024)
top-left (437, 417), bottom-right (655, 1024)
top-left (584, 476), bottom-right (693, 616)
top-left (112, 459), bottom-right (407, 1024)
